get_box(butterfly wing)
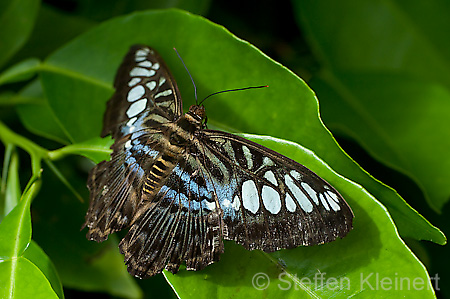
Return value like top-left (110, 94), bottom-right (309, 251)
top-left (84, 45), bottom-right (182, 241)
top-left (197, 130), bottom-right (353, 251)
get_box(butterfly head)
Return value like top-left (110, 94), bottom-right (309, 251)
top-left (186, 104), bottom-right (207, 128)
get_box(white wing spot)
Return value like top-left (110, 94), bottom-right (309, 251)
top-left (326, 191), bottom-right (339, 203)
top-left (155, 89), bottom-right (173, 98)
top-left (146, 81), bottom-right (157, 91)
top-left (126, 98), bottom-right (147, 118)
top-left (126, 117), bottom-right (137, 127)
top-left (262, 185), bottom-right (281, 214)
top-left (203, 200), bottom-right (216, 211)
top-left (135, 49), bottom-right (149, 57)
top-left (325, 192), bottom-right (340, 211)
top-left (242, 180), bottom-right (259, 214)
top-left (301, 182), bottom-right (319, 205)
top-left (128, 77), bottom-right (141, 87)
top-left (135, 56), bottom-right (146, 62)
top-left (264, 170), bottom-right (278, 186)
top-left (319, 193), bottom-right (330, 211)
top-left (158, 101), bottom-right (173, 108)
top-left (159, 77), bottom-right (166, 86)
top-left (232, 195), bottom-right (240, 211)
top-left (263, 157), bottom-right (274, 166)
top-left (290, 170), bottom-right (302, 180)
top-left (152, 63), bottom-right (160, 70)
top-left (138, 60), bottom-right (152, 68)
top-left (224, 140), bottom-right (237, 162)
top-left (285, 194), bottom-right (297, 212)
top-left (242, 145), bottom-right (253, 170)
top-left (124, 140), bottom-right (132, 149)
top-left (285, 175), bottom-right (313, 213)
top-left (127, 85), bottom-right (145, 102)
top-left (130, 67), bottom-right (155, 77)
top-left (125, 117), bottom-right (137, 133)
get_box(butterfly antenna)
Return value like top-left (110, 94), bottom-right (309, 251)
top-left (173, 47), bottom-right (198, 104)
top-left (198, 85), bottom-right (268, 106)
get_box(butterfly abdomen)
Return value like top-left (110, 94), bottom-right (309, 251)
top-left (143, 154), bottom-right (177, 196)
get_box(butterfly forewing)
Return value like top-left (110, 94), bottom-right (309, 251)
top-left (84, 45), bottom-right (353, 279)
top-left (199, 131), bottom-right (353, 251)
top-left (102, 45), bottom-right (183, 139)
top-left (84, 45), bottom-right (182, 241)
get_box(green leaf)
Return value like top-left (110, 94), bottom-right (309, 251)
top-left (0, 0), bottom-right (40, 68)
top-left (314, 72), bottom-right (450, 214)
top-left (40, 68), bottom-right (113, 143)
top-left (2, 149), bottom-right (20, 218)
top-left (15, 80), bottom-right (71, 145)
top-left (0, 184), bottom-right (34, 260)
top-left (0, 258), bottom-right (59, 299)
top-left (22, 241), bottom-right (64, 299)
top-left (292, 0), bottom-right (450, 86)
top-left (37, 9), bottom-right (442, 244)
top-left (166, 134), bottom-right (436, 297)
top-left (293, 0), bottom-right (450, 213)
top-left (48, 136), bottom-right (113, 164)
top-left (0, 58), bottom-right (40, 86)
top-left (0, 181), bottom-right (60, 299)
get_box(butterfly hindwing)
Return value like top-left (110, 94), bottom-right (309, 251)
top-left (118, 155), bottom-right (225, 278)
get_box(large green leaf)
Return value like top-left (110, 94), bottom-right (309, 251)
top-left (37, 9), bottom-right (443, 244)
top-left (293, 0), bottom-right (450, 212)
top-left (0, 0), bottom-right (40, 68)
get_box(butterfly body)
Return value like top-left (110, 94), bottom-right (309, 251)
top-left (84, 45), bottom-right (353, 278)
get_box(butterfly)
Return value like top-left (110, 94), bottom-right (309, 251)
top-left (83, 45), bottom-right (354, 279)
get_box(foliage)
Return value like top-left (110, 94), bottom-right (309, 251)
top-left (0, 0), bottom-right (447, 298)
